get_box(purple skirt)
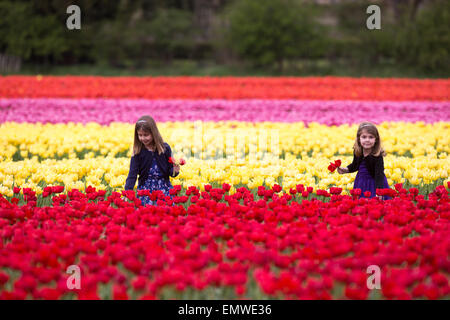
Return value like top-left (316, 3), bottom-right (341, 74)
top-left (354, 161), bottom-right (391, 200)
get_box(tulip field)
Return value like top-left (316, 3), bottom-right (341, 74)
top-left (0, 76), bottom-right (449, 300)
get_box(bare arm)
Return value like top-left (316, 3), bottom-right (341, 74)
top-left (337, 167), bottom-right (349, 174)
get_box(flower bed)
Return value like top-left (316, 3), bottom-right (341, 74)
top-left (0, 184), bottom-right (449, 300)
top-left (1, 99), bottom-right (449, 124)
top-left (1, 76), bottom-right (448, 100)
top-left (0, 75), bottom-right (448, 300)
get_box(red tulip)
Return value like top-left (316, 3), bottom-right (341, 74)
top-left (329, 187), bottom-right (343, 195)
top-left (52, 186), bottom-right (64, 193)
top-left (334, 159), bottom-right (342, 168)
top-left (328, 159), bottom-right (341, 173)
top-left (272, 184), bottom-right (282, 193)
top-left (168, 157), bottom-right (185, 166)
top-left (0, 272), bottom-right (9, 285)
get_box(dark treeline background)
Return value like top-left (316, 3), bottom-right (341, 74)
top-left (0, 0), bottom-right (448, 76)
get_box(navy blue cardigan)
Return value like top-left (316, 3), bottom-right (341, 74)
top-left (125, 142), bottom-right (179, 190)
top-left (346, 152), bottom-right (386, 190)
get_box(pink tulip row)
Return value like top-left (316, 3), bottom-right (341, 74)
top-left (1, 98), bottom-right (449, 124)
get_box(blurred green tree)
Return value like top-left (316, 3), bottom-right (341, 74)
top-left (334, 0), bottom-right (449, 74)
top-left (394, 0), bottom-right (449, 72)
top-left (92, 7), bottom-right (195, 67)
top-left (225, 0), bottom-right (326, 71)
top-left (148, 8), bottom-right (195, 62)
top-left (0, 1), bottom-right (67, 63)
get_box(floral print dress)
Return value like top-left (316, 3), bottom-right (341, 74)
top-left (137, 154), bottom-right (173, 206)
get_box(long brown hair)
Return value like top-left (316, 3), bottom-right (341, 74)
top-left (353, 122), bottom-right (386, 157)
top-left (132, 115), bottom-right (165, 156)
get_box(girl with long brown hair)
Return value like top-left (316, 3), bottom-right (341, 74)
top-left (125, 115), bottom-right (180, 205)
top-left (337, 122), bottom-right (390, 199)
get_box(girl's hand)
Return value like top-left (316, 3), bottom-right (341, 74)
top-left (173, 164), bottom-right (180, 174)
top-left (337, 167), bottom-right (347, 174)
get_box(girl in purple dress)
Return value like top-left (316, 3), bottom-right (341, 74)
top-left (337, 122), bottom-right (391, 200)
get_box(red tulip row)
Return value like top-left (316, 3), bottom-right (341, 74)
top-left (1, 76), bottom-right (448, 100)
top-left (0, 183), bottom-right (449, 300)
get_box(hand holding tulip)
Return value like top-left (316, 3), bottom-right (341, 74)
top-left (328, 159), bottom-right (343, 173)
top-left (337, 167), bottom-right (348, 174)
top-left (169, 157), bottom-right (185, 175)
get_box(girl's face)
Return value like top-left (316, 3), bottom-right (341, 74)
top-left (359, 129), bottom-right (376, 150)
top-left (137, 129), bottom-right (153, 147)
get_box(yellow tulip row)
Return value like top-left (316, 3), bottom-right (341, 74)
top-left (1, 121), bottom-right (449, 160)
top-left (0, 154), bottom-right (448, 198)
